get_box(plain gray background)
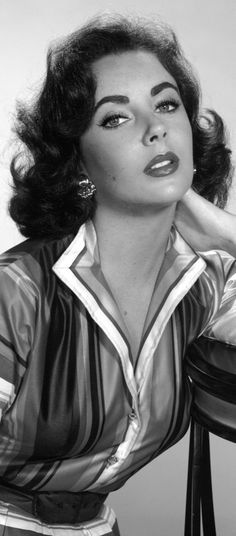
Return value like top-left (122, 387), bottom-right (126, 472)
top-left (0, 1), bottom-right (236, 534)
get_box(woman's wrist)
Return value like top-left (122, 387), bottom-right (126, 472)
top-left (175, 189), bottom-right (236, 256)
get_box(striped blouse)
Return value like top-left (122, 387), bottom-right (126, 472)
top-left (0, 220), bottom-right (235, 534)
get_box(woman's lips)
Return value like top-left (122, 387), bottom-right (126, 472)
top-left (143, 151), bottom-right (179, 177)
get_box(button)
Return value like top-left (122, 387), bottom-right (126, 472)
top-left (106, 455), bottom-right (118, 466)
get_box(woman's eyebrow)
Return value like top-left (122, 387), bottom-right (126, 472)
top-left (94, 95), bottom-right (129, 113)
top-left (151, 82), bottom-right (180, 96)
top-left (94, 81), bottom-right (180, 113)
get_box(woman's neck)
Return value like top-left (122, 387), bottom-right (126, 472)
top-left (93, 203), bottom-right (176, 282)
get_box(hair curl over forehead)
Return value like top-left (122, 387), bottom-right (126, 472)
top-left (46, 15), bottom-right (200, 133)
top-left (10, 15), bottom-right (233, 239)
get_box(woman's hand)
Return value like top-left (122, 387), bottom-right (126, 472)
top-left (175, 188), bottom-right (236, 256)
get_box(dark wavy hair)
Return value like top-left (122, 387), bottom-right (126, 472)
top-left (9, 15), bottom-right (233, 239)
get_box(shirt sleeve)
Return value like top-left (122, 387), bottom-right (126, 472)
top-left (0, 261), bottom-right (36, 417)
top-left (200, 250), bottom-right (236, 345)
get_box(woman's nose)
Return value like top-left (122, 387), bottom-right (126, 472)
top-left (142, 117), bottom-right (167, 146)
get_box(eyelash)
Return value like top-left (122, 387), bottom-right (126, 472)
top-left (99, 98), bottom-right (181, 129)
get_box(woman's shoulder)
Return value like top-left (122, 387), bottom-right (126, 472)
top-left (198, 247), bottom-right (235, 279)
top-left (0, 233), bottom-right (75, 292)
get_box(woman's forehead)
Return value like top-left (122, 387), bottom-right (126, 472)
top-left (91, 50), bottom-right (176, 99)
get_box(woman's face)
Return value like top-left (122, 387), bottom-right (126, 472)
top-left (80, 50), bottom-right (193, 212)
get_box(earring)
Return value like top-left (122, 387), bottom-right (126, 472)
top-left (193, 166), bottom-right (197, 175)
top-left (78, 173), bottom-right (96, 199)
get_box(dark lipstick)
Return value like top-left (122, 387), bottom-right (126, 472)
top-left (143, 151), bottom-right (179, 177)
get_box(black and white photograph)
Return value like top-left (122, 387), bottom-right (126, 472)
top-left (0, 1), bottom-right (235, 535)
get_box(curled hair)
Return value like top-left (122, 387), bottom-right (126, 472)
top-left (9, 15), bottom-right (233, 239)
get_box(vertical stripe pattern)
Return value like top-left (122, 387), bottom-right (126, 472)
top-left (0, 222), bottom-right (235, 534)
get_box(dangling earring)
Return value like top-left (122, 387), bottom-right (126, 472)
top-left (77, 173), bottom-right (96, 199)
top-left (193, 166), bottom-right (197, 175)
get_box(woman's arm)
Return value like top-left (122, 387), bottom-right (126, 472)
top-left (175, 188), bottom-right (236, 256)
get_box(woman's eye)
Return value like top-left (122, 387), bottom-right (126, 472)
top-left (155, 99), bottom-right (180, 113)
top-left (99, 114), bottom-right (129, 129)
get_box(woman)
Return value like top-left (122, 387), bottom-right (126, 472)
top-left (0, 14), bottom-right (235, 536)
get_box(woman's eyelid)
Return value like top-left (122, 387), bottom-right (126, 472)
top-left (97, 110), bottom-right (132, 128)
top-left (98, 108), bottom-right (131, 122)
top-left (154, 91), bottom-right (181, 106)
